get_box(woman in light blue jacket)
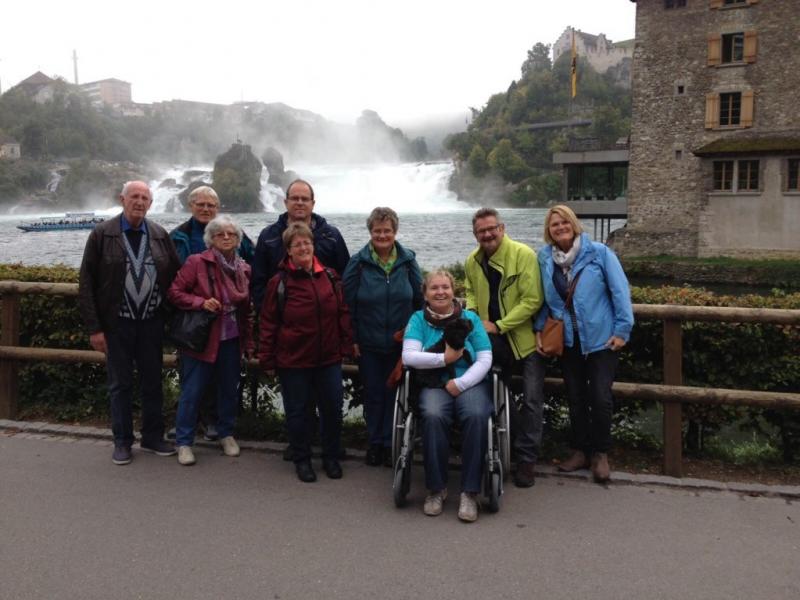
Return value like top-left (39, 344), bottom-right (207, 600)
top-left (535, 205), bottom-right (633, 482)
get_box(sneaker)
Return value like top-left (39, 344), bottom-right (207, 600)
top-left (322, 458), bottom-right (343, 479)
top-left (166, 427), bottom-right (176, 441)
top-left (177, 445), bottom-right (196, 466)
top-left (457, 492), bottom-right (479, 523)
top-left (423, 490), bottom-right (447, 516)
top-left (365, 444), bottom-right (382, 466)
top-left (295, 460), bottom-right (317, 483)
top-left (112, 445), bottom-right (132, 465)
top-left (140, 439), bottom-right (177, 457)
top-left (220, 436), bottom-right (240, 457)
top-left (513, 461), bottom-right (536, 488)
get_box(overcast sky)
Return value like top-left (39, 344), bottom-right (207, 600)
top-left (2, 0), bottom-right (636, 125)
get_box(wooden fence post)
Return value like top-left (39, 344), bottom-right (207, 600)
top-left (0, 292), bottom-right (21, 419)
top-left (663, 319), bottom-right (683, 477)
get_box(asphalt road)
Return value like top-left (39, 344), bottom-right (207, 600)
top-left (1, 432), bottom-right (798, 600)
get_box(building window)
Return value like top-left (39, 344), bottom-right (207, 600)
top-left (676, 150), bottom-right (683, 160)
top-left (721, 33), bottom-right (744, 62)
top-left (676, 84), bottom-right (686, 95)
top-left (713, 160), bottom-right (760, 192)
top-left (787, 159), bottom-right (800, 191)
top-left (719, 93), bottom-right (741, 126)
top-left (711, 0), bottom-right (761, 8)
top-left (714, 161), bottom-right (734, 191)
top-left (706, 91), bottom-right (754, 129)
top-left (665, 0), bottom-right (687, 7)
top-left (724, 0), bottom-right (746, 4)
top-left (737, 160), bottom-right (759, 191)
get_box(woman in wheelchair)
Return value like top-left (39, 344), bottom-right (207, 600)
top-left (402, 270), bottom-right (492, 522)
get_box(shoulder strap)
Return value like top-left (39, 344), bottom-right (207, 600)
top-left (276, 270), bottom-right (288, 319)
top-left (565, 272), bottom-right (581, 310)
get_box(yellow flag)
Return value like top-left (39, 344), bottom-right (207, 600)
top-left (571, 29), bottom-right (577, 98)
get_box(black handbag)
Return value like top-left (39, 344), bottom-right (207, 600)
top-left (167, 263), bottom-right (218, 353)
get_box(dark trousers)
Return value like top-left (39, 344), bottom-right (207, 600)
top-left (560, 338), bottom-right (619, 454)
top-left (512, 351), bottom-right (547, 463)
top-left (359, 349), bottom-right (400, 449)
top-left (105, 316), bottom-right (166, 448)
top-left (279, 364), bottom-right (344, 463)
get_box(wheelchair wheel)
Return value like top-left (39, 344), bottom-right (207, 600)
top-left (391, 371), bottom-right (410, 467)
top-left (497, 381), bottom-right (512, 481)
top-left (393, 464), bottom-right (409, 508)
top-left (486, 471), bottom-right (502, 513)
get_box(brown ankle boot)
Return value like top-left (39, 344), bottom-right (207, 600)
top-left (558, 450), bottom-right (589, 472)
top-left (591, 452), bottom-right (611, 482)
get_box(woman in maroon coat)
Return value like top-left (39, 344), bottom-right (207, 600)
top-left (168, 215), bottom-right (253, 466)
top-left (258, 222), bottom-right (353, 483)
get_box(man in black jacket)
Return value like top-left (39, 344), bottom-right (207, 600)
top-left (78, 181), bottom-right (181, 465)
top-left (250, 179), bottom-right (349, 310)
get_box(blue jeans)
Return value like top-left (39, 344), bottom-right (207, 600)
top-left (279, 363), bottom-right (344, 463)
top-left (175, 338), bottom-right (241, 447)
top-left (359, 349), bottom-right (400, 448)
top-left (419, 381), bottom-right (491, 494)
top-left (105, 316), bottom-right (165, 448)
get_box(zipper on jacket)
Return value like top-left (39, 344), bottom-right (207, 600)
top-left (310, 270), bottom-right (324, 365)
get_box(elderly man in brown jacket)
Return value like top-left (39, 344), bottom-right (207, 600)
top-left (79, 181), bottom-right (181, 465)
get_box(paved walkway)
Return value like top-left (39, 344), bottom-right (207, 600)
top-left (1, 426), bottom-right (799, 600)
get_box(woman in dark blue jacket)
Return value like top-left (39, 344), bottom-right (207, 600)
top-left (343, 207), bottom-right (423, 467)
top-left (535, 205), bottom-right (634, 483)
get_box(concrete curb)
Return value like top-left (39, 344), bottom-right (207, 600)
top-left (2, 418), bottom-right (799, 500)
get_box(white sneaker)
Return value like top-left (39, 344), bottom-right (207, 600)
top-left (423, 489), bottom-right (447, 516)
top-left (220, 436), bottom-right (240, 457)
top-left (177, 445), bottom-right (196, 466)
top-left (458, 492), bottom-right (478, 523)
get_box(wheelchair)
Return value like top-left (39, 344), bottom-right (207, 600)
top-left (391, 366), bottom-right (511, 512)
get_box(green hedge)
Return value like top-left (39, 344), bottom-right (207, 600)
top-left (2, 264), bottom-right (799, 460)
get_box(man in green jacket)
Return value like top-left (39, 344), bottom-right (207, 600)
top-left (464, 208), bottom-right (545, 488)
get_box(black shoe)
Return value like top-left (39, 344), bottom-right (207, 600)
top-left (295, 461), bottom-right (317, 483)
top-left (513, 461), bottom-right (536, 488)
top-left (203, 424), bottom-right (219, 442)
top-left (140, 439), bottom-right (177, 456)
top-left (283, 445), bottom-right (294, 462)
top-left (365, 444), bottom-right (382, 466)
top-left (322, 458), bottom-right (343, 479)
top-left (112, 445), bottom-right (132, 465)
top-left (382, 447), bottom-right (393, 468)
top-left (166, 428), bottom-right (176, 441)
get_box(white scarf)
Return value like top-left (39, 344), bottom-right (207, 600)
top-left (551, 236), bottom-right (581, 281)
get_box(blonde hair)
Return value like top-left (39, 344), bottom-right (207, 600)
top-left (543, 204), bottom-right (584, 245)
top-left (189, 185), bottom-right (220, 206)
top-left (282, 222), bottom-right (314, 249)
top-left (422, 270), bottom-right (455, 294)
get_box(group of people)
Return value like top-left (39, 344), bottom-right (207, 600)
top-left (78, 178), bottom-right (634, 523)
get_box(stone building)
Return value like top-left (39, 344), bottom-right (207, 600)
top-left (0, 135), bottom-right (21, 160)
top-left (619, 0), bottom-right (799, 258)
top-left (553, 28), bottom-right (634, 86)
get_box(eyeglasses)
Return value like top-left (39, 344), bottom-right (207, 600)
top-left (474, 224), bottom-right (501, 236)
top-left (287, 196), bottom-right (313, 204)
top-left (193, 202), bottom-right (218, 209)
top-left (290, 239), bottom-right (313, 249)
top-left (213, 231), bottom-right (237, 239)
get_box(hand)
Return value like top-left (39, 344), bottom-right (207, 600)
top-left (352, 343), bottom-right (361, 359)
top-left (203, 298), bottom-right (222, 312)
top-left (445, 380), bottom-right (460, 397)
top-left (535, 334), bottom-right (548, 357)
top-left (443, 343), bottom-right (463, 365)
top-left (482, 320), bottom-right (498, 335)
top-left (605, 335), bottom-right (626, 351)
top-left (89, 331), bottom-right (107, 354)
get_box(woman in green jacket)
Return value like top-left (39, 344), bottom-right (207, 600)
top-left (342, 207), bottom-right (423, 467)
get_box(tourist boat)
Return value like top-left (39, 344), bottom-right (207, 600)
top-left (16, 212), bottom-right (106, 232)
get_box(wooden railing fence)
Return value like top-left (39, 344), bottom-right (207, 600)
top-left (1, 280), bottom-right (799, 477)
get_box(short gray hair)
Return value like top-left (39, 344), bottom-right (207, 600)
top-left (189, 185), bottom-right (219, 205)
top-left (471, 207), bottom-right (501, 230)
top-left (366, 207), bottom-right (399, 232)
top-left (120, 180), bottom-right (151, 199)
top-left (203, 215), bottom-right (243, 249)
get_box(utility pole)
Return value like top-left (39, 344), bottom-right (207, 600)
top-left (73, 49), bottom-right (78, 85)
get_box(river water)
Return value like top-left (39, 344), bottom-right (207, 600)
top-left (0, 162), bottom-right (619, 270)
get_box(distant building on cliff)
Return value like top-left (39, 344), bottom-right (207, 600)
top-left (79, 78), bottom-right (131, 106)
top-left (0, 135), bottom-right (21, 160)
top-left (11, 71), bottom-right (61, 104)
top-left (553, 28), bottom-right (634, 87)
top-left (616, 0), bottom-right (799, 259)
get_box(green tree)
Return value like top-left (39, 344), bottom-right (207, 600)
top-left (521, 43), bottom-right (552, 78)
top-left (487, 139), bottom-right (529, 183)
top-left (467, 144), bottom-right (489, 177)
